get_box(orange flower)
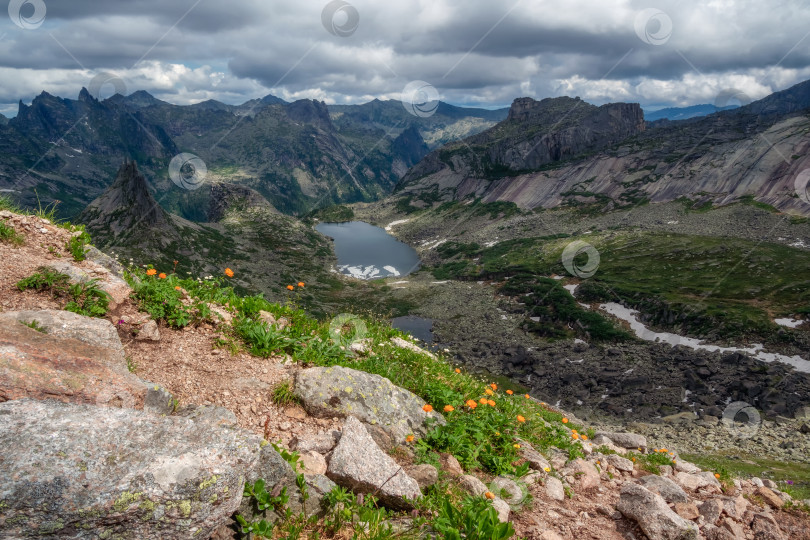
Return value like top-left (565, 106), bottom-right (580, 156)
top-left (174, 286), bottom-right (181, 291)
top-left (454, 368), bottom-right (461, 373)
top-left (487, 400), bottom-right (495, 407)
top-left (632, 457), bottom-right (636, 462)
top-left (422, 404), bottom-right (433, 413)
top-left (479, 398), bottom-right (488, 405)
top-left (466, 399), bottom-right (477, 409)
top-left (490, 383), bottom-right (497, 390)
top-left (287, 285), bottom-right (294, 290)
top-left (581, 435), bottom-right (588, 441)
top-left (146, 269), bottom-right (157, 276)
top-left (484, 492), bottom-right (495, 500)
top-left (297, 281), bottom-right (305, 287)
top-left (572, 433), bottom-right (580, 440)
top-left (485, 389), bottom-right (494, 396)
top-left (443, 405), bottom-right (455, 413)
top-left (561, 418), bottom-right (569, 424)
top-left (406, 435), bottom-right (414, 443)
top-left (714, 473), bottom-right (720, 479)
top-left (517, 415), bottom-right (526, 423)
top-left (571, 429), bottom-right (578, 433)
top-left (158, 273), bottom-right (167, 279)
top-left (224, 268), bottom-right (234, 278)
top-left (524, 394), bottom-right (530, 399)
top-left (506, 390), bottom-right (514, 395)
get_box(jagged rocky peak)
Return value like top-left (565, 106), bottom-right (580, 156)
top-left (392, 125), bottom-right (430, 167)
top-left (77, 87), bottom-right (97, 103)
top-left (506, 95), bottom-right (645, 133)
top-left (81, 160), bottom-right (170, 235)
top-left (285, 99), bottom-right (333, 129)
top-left (207, 182), bottom-right (278, 222)
top-left (507, 96), bottom-right (586, 122)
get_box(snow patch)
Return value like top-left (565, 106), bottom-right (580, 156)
top-left (600, 302), bottom-right (810, 373)
top-left (385, 219), bottom-right (409, 231)
top-left (775, 318), bottom-right (804, 328)
top-left (562, 284), bottom-right (579, 295)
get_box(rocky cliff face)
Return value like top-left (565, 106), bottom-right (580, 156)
top-left (207, 182), bottom-right (277, 222)
top-left (397, 79), bottom-right (810, 217)
top-left (401, 96), bottom-right (645, 184)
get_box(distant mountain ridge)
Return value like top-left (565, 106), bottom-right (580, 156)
top-left (643, 103), bottom-right (738, 122)
top-left (396, 78), bottom-right (810, 216)
top-left (0, 88), bottom-right (503, 220)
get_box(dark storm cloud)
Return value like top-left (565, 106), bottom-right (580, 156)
top-left (1, 0), bottom-right (809, 116)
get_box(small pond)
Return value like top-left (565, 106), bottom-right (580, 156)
top-left (391, 316), bottom-right (434, 343)
top-left (315, 221), bottom-right (421, 280)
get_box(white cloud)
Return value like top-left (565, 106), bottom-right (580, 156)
top-left (0, 0), bottom-right (809, 114)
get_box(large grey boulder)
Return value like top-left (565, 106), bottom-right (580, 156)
top-left (545, 477), bottom-right (565, 501)
top-left (594, 431), bottom-right (647, 450)
top-left (0, 399), bottom-right (262, 539)
top-left (0, 315), bottom-right (146, 408)
top-left (327, 416), bottom-right (421, 509)
top-left (639, 474), bottom-right (690, 503)
top-left (294, 366), bottom-right (445, 443)
top-left (0, 309), bottom-right (123, 354)
top-left (516, 438), bottom-right (551, 471)
top-left (617, 483), bottom-right (699, 540)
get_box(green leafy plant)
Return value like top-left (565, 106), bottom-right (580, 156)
top-left (22, 320), bottom-right (47, 333)
top-left (64, 280), bottom-right (110, 317)
top-left (432, 496), bottom-right (515, 540)
top-left (628, 450), bottom-right (676, 475)
top-left (234, 317), bottom-right (294, 357)
top-left (234, 515), bottom-right (275, 538)
top-left (16, 267), bottom-right (70, 292)
top-left (17, 267), bottom-right (110, 317)
top-left (66, 229), bottom-right (92, 261)
top-left (0, 220), bottom-right (24, 246)
top-left (243, 478), bottom-right (290, 513)
top-left (271, 380), bottom-right (300, 406)
top-left (129, 268), bottom-right (212, 328)
top-left (323, 487), bottom-right (395, 540)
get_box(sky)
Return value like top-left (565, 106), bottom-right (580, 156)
top-left (0, 0), bottom-right (809, 117)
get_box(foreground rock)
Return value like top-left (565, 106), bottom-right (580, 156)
top-left (0, 399), bottom-right (262, 539)
top-left (0, 314), bottom-right (147, 408)
top-left (327, 416), bottom-right (421, 509)
top-left (294, 366), bottom-right (445, 442)
top-left (48, 259), bottom-right (131, 307)
top-left (638, 474), bottom-right (690, 504)
top-left (617, 483), bottom-right (699, 540)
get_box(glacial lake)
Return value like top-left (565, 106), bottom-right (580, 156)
top-left (315, 221), bottom-right (421, 280)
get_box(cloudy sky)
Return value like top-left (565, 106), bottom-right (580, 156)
top-left (1, 0), bottom-right (809, 117)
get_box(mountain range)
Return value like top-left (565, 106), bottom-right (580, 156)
top-left (0, 89), bottom-right (507, 219)
top-left (396, 79), bottom-right (810, 216)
